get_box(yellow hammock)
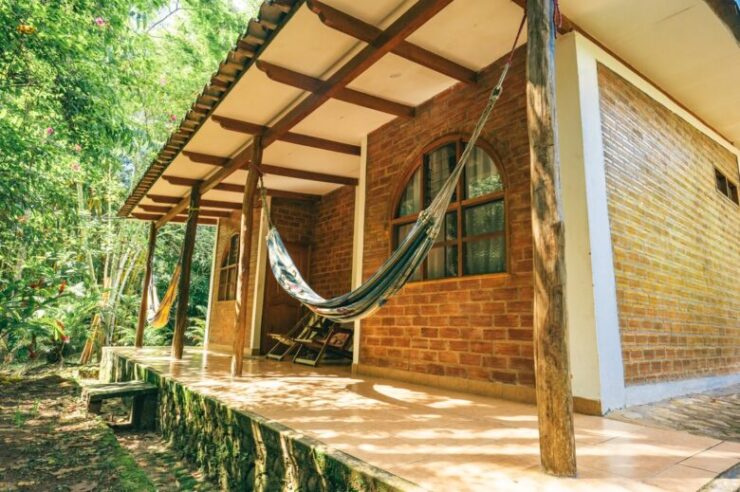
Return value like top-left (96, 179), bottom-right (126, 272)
top-left (148, 264), bottom-right (180, 329)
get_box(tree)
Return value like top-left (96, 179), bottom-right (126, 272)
top-left (0, 0), bottom-right (258, 361)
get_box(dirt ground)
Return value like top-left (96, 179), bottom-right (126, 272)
top-left (0, 362), bottom-right (217, 492)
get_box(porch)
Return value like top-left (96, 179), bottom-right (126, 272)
top-left (102, 346), bottom-right (739, 491)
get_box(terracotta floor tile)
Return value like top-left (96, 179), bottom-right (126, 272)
top-left (643, 464), bottom-right (716, 492)
top-left (680, 441), bottom-right (740, 473)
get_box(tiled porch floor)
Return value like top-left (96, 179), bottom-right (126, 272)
top-left (111, 347), bottom-right (739, 491)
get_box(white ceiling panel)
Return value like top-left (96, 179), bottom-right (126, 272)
top-left (183, 119), bottom-right (247, 157)
top-left (262, 141), bottom-right (360, 176)
top-left (407, 0), bottom-right (527, 72)
top-left (291, 99), bottom-right (395, 144)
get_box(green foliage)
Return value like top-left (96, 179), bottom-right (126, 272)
top-left (0, 0), bottom-right (256, 361)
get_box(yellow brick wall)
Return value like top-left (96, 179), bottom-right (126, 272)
top-left (598, 65), bottom-right (740, 385)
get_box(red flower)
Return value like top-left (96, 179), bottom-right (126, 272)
top-left (94, 17), bottom-right (106, 27)
top-left (58, 280), bottom-right (67, 294)
top-left (169, 114), bottom-right (177, 122)
top-left (62, 336), bottom-right (70, 344)
top-left (45, 127), bottom-right (54, 136)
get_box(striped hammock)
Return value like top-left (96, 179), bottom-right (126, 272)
top-left (264, 63), bottom-right (513, 322)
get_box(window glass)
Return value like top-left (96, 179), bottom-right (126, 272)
top-left (464, 236), bottom-right (506, 275)
top-left (427, 245), bottom-right (458, 279)
top-left (464, 200), bottom-right (505, 236)
top-left (397, 169), bottom-right (421, 216)
top-left (465, 146), bottom-right (503, 199)
top-left (392, 140), bottom-right (507, 281)
top-left (424, 144), bottom-right (456, 206)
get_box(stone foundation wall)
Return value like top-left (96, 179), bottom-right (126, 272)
top-left (101, 349), bottom-right (416, 491)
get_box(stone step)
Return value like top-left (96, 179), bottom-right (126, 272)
top-left (83, 381), bottom-right (157, 403)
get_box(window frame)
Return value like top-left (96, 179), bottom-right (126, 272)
top-left (389, 135), bottom-right (510, 282)
top-left (217, 233), bottom-right (240, 301)
top-left (715, 167), bottom-right (739, 206)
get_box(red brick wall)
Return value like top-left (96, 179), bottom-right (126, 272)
top-left (270, 197), bottom-right (315, 245)
top-left (598, 65), bottom-right (740, 385)
top-left (360, 48), bottom-right (536, 386)
top-left (309, 186), bottom-right (355, 298)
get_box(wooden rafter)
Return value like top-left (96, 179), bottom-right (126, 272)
top-left (307, 0), bottom-right (476, 84)
top-left (155, 0), bottom-right (451, 228)
top-left (165, 161), bottom-right (357, 186)
top-left (183, 151), bottom-right (230, 166)
top-left (132, 212), bottom-right (217, 226)
top-left (257, 61), bottom-right (415, 118)
top-left (212, 115), bottom-right (361, 155)
top-left (139, 204), bottom-right (231, 218)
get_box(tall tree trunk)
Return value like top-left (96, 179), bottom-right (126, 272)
top-left (171, 186), bottom-right (200, 359)
top-left (526, 0), bottom-right (577, 477)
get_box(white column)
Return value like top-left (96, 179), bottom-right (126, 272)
top-left (203, 219), bottom-right (222, 353)
top-left (249, 199), bottom-right (270, 355)
top-left (351, 136), bottom-right (368, 365)
top-left (556, 32), bottom-right (626, 412)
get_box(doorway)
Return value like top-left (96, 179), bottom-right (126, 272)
top-left (260, 241), bottom-right (310, 354)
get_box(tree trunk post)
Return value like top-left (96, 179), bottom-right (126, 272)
top-left (171, 185), bottom-right (201, 360)
top-left (231, 137), bottom-right (264, 376)
top-left (526, 0), bottom-right (577, 477)
top-left (135, 222), bottom-right (157, 348)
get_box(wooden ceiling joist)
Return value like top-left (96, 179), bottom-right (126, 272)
top-left (307, 0), bottom-right (476, 85)
top-left (257, 61), bottom-right (415, 118)
top-left (212, 115), bottom-right (361, 155)
top-left (139, 204), bottom-right (231, 218)
top-left (183, 151), bottom-right (230, 166)
top-left (133, 212), bottom-right (217, 226)
top-left (164, 160), bottom-right (358, 186)
top-left (154, 0), bottom-right (451, 227)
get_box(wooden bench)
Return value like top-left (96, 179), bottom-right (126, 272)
top-left (83, 381), bottom-right (158, 430)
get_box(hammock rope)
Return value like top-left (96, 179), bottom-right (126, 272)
top-left (258, 13), bottom-right (527, 322)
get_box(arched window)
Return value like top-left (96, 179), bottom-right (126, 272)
top-left (218, 234), bottom-right (239, 300)
top-left (392, 139), bottom-right (506, 280)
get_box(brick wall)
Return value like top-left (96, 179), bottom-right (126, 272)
top-left (598, 65), bottom-right (740, 385)
top-left (309, 186), bottom-right (355, 298)
top-left (360, 48), bottom-right (536, 386)
top-left (206, 209), bottom-right (260, 348)
top-left (206, 193), bottom-right (355, 348)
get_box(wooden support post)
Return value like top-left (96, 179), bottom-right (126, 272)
top-left (135, 222), bottom-right (157, 348)
top-left (171, 185), bottom-right (201, 360)
top-left (526, 0), bottom-right (577, 477)
top-left (231, 136), bottom-right (264, 376)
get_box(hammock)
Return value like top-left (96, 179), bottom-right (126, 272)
top-left (148, 264), bottom-right (180, 329)
top-left (261, 15), bottom-right (524, 322)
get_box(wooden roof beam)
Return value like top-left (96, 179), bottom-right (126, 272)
top-left (164, 161), bottom-right (358, 186)
top-left (212, 115), bottom-right (361, 155)
top-left (133, 212), bottom-right (217, 225)
top-left (183, 151), bottom-right (230, 166)
top-left (257, 61), bottom-right (415, 118)
top-left (139, 204), bottom-right (231, 218)
top-left (155, 0), bottom-right (449, 227)
top-left (152, 179), bottom-right (322, 201)
top-left (307, 0), bottom-right (476, 85)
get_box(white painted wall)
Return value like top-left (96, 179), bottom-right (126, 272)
top-left (203, 219), bottom-right (222, 352)
top-left (556, 33), bottom-right (626, 412)
top-left (249, 199), bottom-right (270, 354)
top-left (351, 136), bottom-right (368, 364)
